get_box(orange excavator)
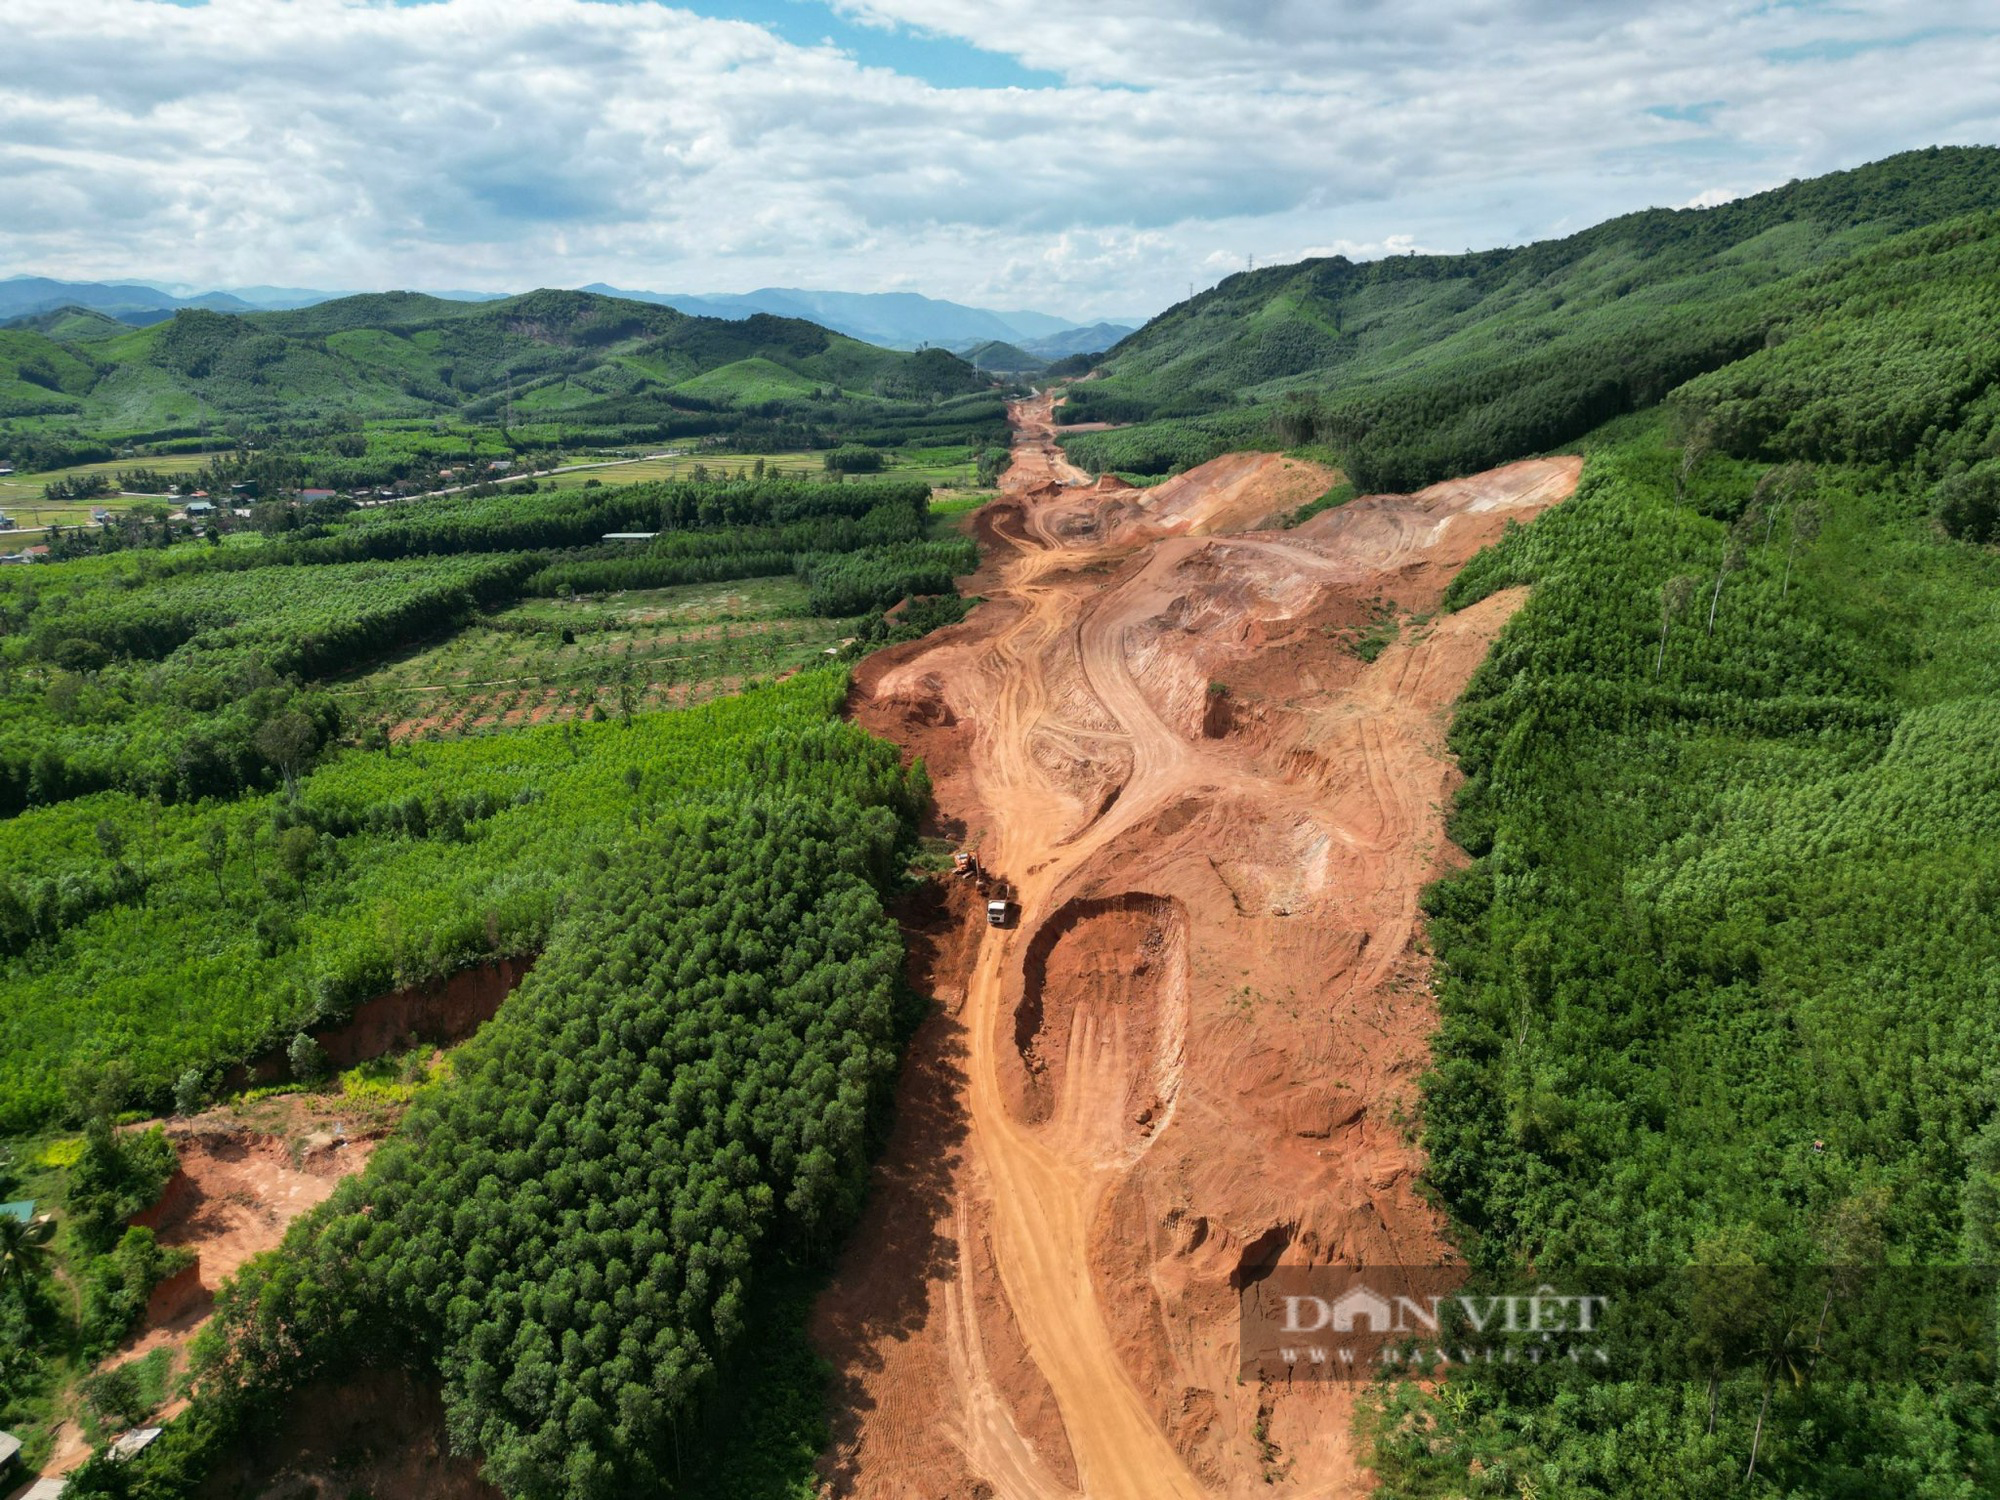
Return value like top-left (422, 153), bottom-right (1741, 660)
top-left (953, 849), bottom-right (1015, 926)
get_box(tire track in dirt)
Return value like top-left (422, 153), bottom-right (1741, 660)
top-left (817, 393), bottom-right (1579, 1498)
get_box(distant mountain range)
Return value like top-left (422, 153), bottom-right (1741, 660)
top-left (0, 275), bottom-right (1136, 360)
top-left (580, 285), bottom-right (1134, 358)
top-left (0, 275), bottom-right (505, 325)
top-left (984, 322), bottom-right (1134, 363)
top-left (0, 276), bottom-right (261, 324)
top-left (951, 340), bottom-right (1032, 375)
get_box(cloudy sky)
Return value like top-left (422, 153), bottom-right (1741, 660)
top-left (4, 0), bottom-right (1998, 321)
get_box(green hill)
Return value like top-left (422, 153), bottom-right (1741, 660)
top-left (0, 327), bottom-right (99, 418)
top-left (246, 289), bottom-right (501, 335)
top-left (671, 355), bottom-right (822, 403)
top-left (960, 339), bottom-right (1048, 375)
top-left (1063, 146), bottom-right (2000, 487)
top-left (0, 289), bottom-right (992, 465)
top-left (2, 305), bottom-right (130, 344)
top-left (1058, 145), bottom-right (2000, 1497)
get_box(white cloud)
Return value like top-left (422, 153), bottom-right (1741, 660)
top-left (0, 0), bottom-right (1996, 319)
top-left (1678, 187), bottom-right (1753, 211)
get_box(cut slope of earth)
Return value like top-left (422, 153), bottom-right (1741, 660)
top-left (33, 1095), bottom-right (386, 1484)
top-left (816, 400), bottom-right (1578, 1497)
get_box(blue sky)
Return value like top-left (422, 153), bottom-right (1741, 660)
top-left (668, 0), bottom-right (1061, 88)
top-left (2, 0), bottom-right (1996, 321)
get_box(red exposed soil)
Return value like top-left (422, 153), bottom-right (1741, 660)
top-left (814, 392), bottom-right (1579, 1498)
top-left (318, 955), bottom-right (530, 1070)
top-left (1045, 451), bottom-right (1341, 548)
top-left (33, 1096), bottom-right (397, 1484)
top-left (388, 711), bottom-right (443, 742)
top-left (144, 1258), bottom-right (208, 1327)
top-left (33, 962), bottom-right (536, 1489)
top-left (143, 1114), bottom-right (378, 1289)
top-left (224, 957), bottom-right (531, 1089)
top-left (116, 1099), bottom-right (387, 1364)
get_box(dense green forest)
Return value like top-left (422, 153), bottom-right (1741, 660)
top-left (1062, 146), bottom-right (2000, 490)
top-left (0, 408), bottom-right (980, 1488)
top-left (186, 786), bottom-right (915, 1499)
top-left (0, 468), bottom-right (980, 1154)
top-left (0, 670), bottom-right (887, 1131)
top-left (0, 288), bottom-right (1008, 489)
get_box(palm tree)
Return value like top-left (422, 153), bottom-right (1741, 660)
top-left (0, 1212), bottom-right (54, 1295)
top-left (1746, 1308), bottom-right (1814, 1481)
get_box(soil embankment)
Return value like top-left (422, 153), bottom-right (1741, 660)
top-left (32, 962), bottom-right (535, 1491)
top-left (815, 391), bottom-right (1579, 1497)
top-left (223, 956), bottom-right (533, 1091)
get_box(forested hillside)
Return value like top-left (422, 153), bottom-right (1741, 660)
top-left (1062, 146), bottom-right (2000, 488)
top-left (1054, 140), bottom-right (2000, 1497)
top-left (1347, 212), bottom-right (2000, 1494)
top-left (0, 472), bottom-right (977, 1143)
top-left (0, 378), bottom-right (981, 1492)
top-left (0, 287), bottom-right (1004, 485)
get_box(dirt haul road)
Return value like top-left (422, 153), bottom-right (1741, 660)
top-left (820, 392), bottom-right (1579, 1498)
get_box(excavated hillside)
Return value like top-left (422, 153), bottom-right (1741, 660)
top-left (813, 393), bottom-right (1579, 1498)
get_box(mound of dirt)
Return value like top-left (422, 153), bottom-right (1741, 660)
top-left (817, 397), bottom-right (1579, 1498)
top-left (1120, 452), bottom-right (1342, 540)
top-left (120, 1099), bottom-right (385, 1357)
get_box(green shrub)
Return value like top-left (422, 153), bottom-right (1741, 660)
top-left (285, 1032), bottom-right (327, 1084)
top-left (171, 1069), bottom-right (207, 1118)
top-left (1932, 460), bottom-right (2000, 544)
top-left (80, 1346), bottom-right (175, 1432)
top-left (67, 1123), bottom-right (178, 1252)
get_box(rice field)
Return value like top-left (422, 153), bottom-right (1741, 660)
top-left (335, 577), bottom-right (862, 741)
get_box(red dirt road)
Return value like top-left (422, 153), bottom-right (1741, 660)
top-left (819, 394), bottom-right (1579, 1497)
